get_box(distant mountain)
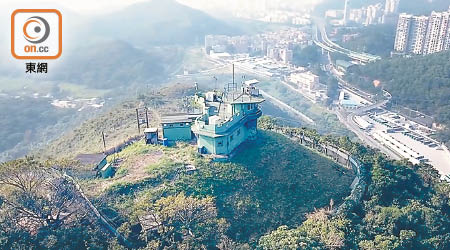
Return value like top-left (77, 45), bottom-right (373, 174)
top-left (51, 40), bottom-right (180, 89)
top-left (91, 0), bottom-right (240, 46)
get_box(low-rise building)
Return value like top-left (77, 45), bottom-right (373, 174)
top-left (290, 71), bottom-right (319, 91)
top-left (160, 114), bottom-right (193, 142)
top-left (144, 128), bottom-right (158, 145)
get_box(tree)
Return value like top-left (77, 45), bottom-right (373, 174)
top-left (0, 157), bottom-right (110, 250)
top-left (258, 225), bottom-right (323, 250)
top-left (293, 46), bottom-right (320, 67)
top-left (0, 157), bottom-right (90, 232)
top-left (326, 77), bottom-right (339, 102)
top-left (136, 193), bottom-right (227, 249)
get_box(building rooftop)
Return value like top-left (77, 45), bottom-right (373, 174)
top-left (161, 113), bottom-right (192, 124)
top-left (75, 153), bottom-right (106, 166)
top-left (244, 79), bottom-right (260, 86)
top-left (144, 128), bottom-right (158, 133)
top-left (336, 60), bottom-right (355, 69)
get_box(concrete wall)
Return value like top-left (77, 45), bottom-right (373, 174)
top-left (163, 124), bottom-right (192, 141)
top-left (198, 118), bottom-right (258, 155)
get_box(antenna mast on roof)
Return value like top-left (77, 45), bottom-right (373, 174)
top-left (227, 64), bottom-right (238, 93)
top-left (232, 64), bottom-right (235, 86)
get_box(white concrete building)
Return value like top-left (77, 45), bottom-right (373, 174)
top-left (423, 11), bottom-right (450, 55)
top-left (290, 72), bottom-right (319, 91)
top-left (384, 0), bottom-right (400, 15)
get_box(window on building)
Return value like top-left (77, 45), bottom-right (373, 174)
top-left (237, 129), bottom-right (241, 136)
top-left (186, 123), bottom-right (190, 126)
top-left (247, 104), bottom-right (251, 110)
top-left (170, 124), bottom-right (173, 127)
top-left (180, 123), bottom-right (184, 126)
top-left (218, 141), bottom-right (223, 147)
top-left (230, 135), bottom-right (234, 141)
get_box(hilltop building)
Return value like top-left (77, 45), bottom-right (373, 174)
top-left (75, 153), bottom-right (113, 178)
top-left (160, 114), bottom-right (194, 142)
top-left (192, 79), bottom-right (265, 158)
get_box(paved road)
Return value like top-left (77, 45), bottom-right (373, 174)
top-left (312, 18), bottom-right (380, 63)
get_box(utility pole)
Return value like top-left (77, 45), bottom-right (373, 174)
top-left (102, 131), bottom-right (106, 154)
top-left (136, 108), bottom-right (141, 134)
top-left (213, 76), bottom-right (218, 90)
top-left (232, 64), bottom-right (235, 86)
top-left (145, 108), bottom-right (149, 128)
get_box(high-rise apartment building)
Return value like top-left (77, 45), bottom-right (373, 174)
top-left (384, 0), bottom-right (400, 15)
top-left (365, 4), bottom-right (383, 26)
top-left (394, 9), bottom-right (450, 55)
top-left (423, 11), bottom-right (450, 54)
top-left (394, 13), bottom-right (412, 52)
top-left (408, 16), bottom-right (429, 54)
top-left (343, 0), bottom-right (350, 25)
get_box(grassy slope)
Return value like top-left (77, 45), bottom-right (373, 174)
top-left (38, 85), bottom-right (196, 159)
top-left (90, 130), bottom-right (354, 244)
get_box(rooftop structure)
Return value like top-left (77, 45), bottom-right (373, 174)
top-left (75, 153), bottom-right (107, 170)
top-left (192, 77), bottom-right (265, 158)
top-left (144, 128), bottom-right (158, 145)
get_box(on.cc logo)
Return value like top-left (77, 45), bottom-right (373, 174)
top-left (23, 16), bottom-right (50, 44)
top-left (11, 9), bottom-right (62, 60)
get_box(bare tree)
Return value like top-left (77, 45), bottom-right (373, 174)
top-left (0, 157), bottom-right (90, 232)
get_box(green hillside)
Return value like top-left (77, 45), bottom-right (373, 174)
top-left (29, 82), bottom-right (355, 247)
top-left (38, 84), bottom-right (196, 159)
top-left (84, 130), bottom-right (354, 247)
top-left (2, 114), bottom-right (450, 249)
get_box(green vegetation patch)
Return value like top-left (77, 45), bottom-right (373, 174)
top-left (99, 130), bottom-right (354, 245)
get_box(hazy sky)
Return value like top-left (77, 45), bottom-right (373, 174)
top-left (0, 0), bottom-right (323, 14)
top-left (0, 0), bottom-right (148, 14)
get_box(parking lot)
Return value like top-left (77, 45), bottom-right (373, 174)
top-left (357, 112), bottom-right (450, 178)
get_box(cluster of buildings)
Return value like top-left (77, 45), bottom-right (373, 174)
top-left (236, 10), bottom-right (311, 26)
top-left (230, 0), bottom-right (312, 25)
top-left (144, 78), bottom-right (265, 159)
top-left (205, 29), bottom-right (311, 65)
top-left (327, 0), bottom-right (400, 26)
top-left (394, 8), bottom-right (450, 55)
